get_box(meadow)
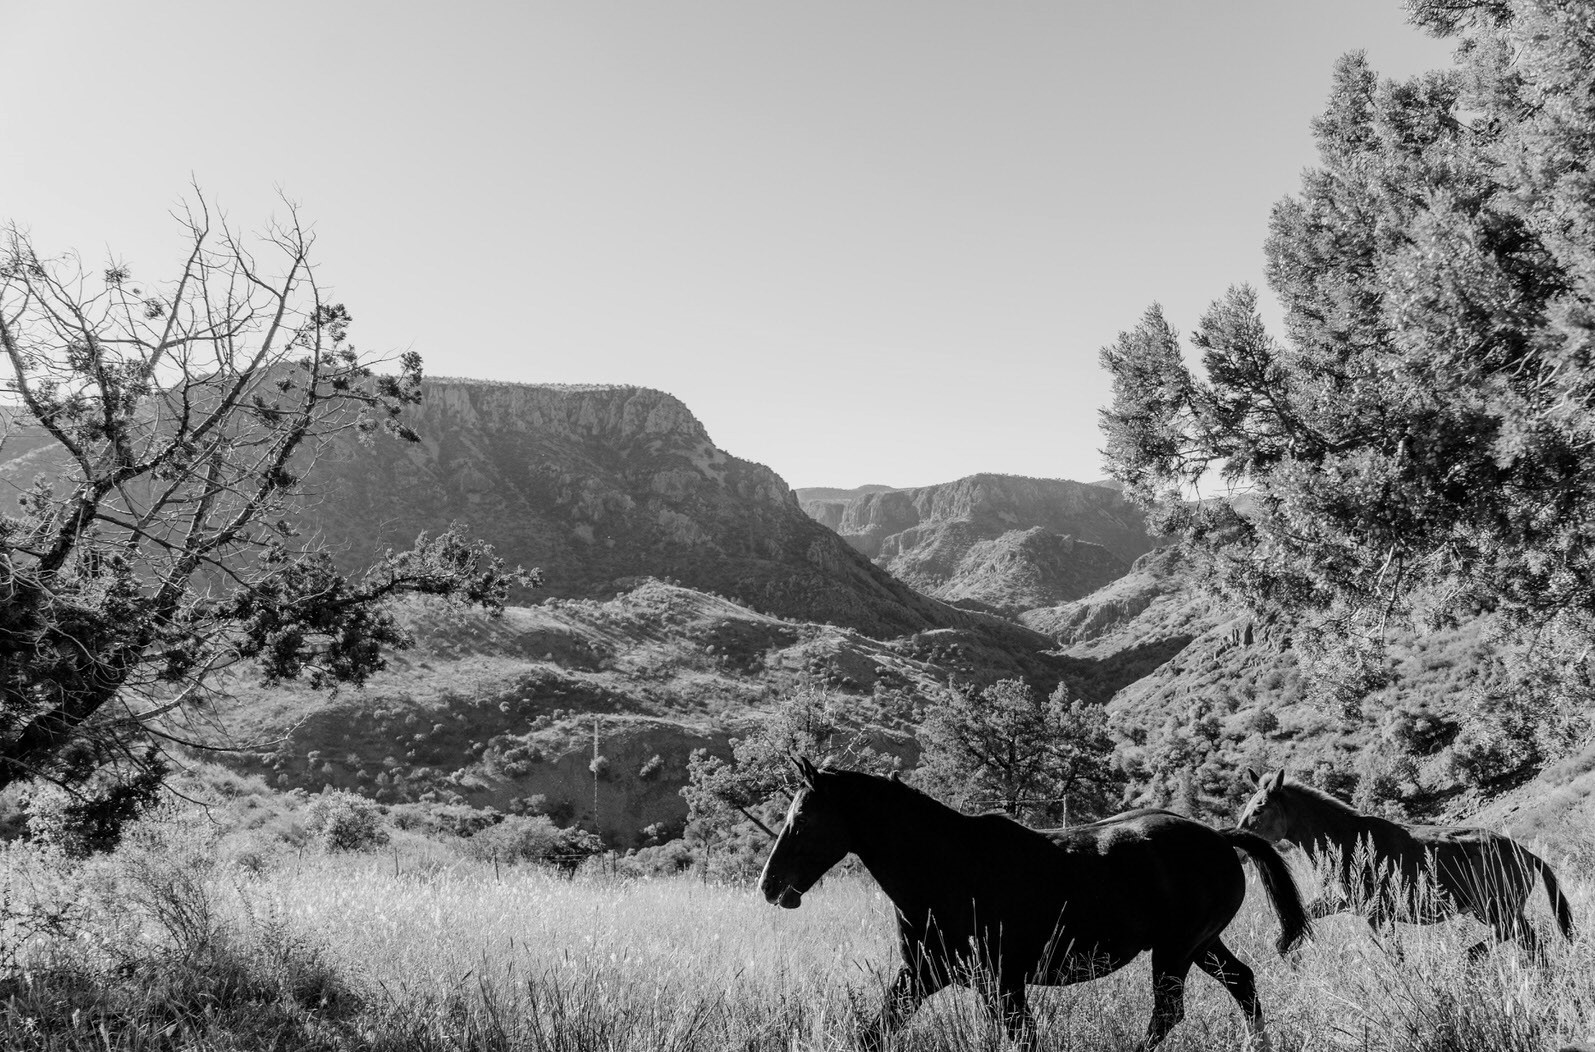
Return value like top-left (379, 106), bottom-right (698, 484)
top-left (1, 801), bottom-right (1592, 1052)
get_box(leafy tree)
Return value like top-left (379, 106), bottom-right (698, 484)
top-left (1099, 1), bottom-right (1595, 741)
top-left (1116, 696), bottom-right (1241, 820)
top-left (304, 790), bottom-right (390, 852)
top-left (21, 753), bottom-right (167, 858)
top-left (914, 679), bottom-right (1124, 826)
top-left (683, 685), bottom-right (894, 840)
top-left (464, 814), bottom-right (603, 871)
top-left (0, 194), bottom-right (533, 829)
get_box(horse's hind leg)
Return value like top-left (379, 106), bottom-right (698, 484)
top-left (1195, 939), bottom-right (1270, 1052)
top-left (1486, 908), bottom-right (1545, 964)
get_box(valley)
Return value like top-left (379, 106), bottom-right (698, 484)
top-left (21, 377), bottom-right (1558, 854)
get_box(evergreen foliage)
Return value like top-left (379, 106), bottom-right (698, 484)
top-left (682, 686), bottom-right (896, 841)
top-left (914, 679), bottom-right (1125, 826)
top-left (303, 791), bottom-right (389, 852)
top-left (1099, 0), bottom-right (1595, 754)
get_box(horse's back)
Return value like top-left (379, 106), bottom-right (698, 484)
top-left (1049, 811), bottom-right (1247, 909)
top-left (1047, 808), bottom-right (1229, 856)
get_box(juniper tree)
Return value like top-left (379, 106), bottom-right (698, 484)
top-left (914, 679), bottom-right (1124, 826)
top-left (0, 194), bottom-right (533, 835)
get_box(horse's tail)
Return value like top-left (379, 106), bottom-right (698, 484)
top-left (1528, 849), bottom-right (1576, 942)
top-left (1222, 827), bottom-right (1312, 955)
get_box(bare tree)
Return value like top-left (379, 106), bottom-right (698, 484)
top-left (0, 193), bottom-right (531, 828)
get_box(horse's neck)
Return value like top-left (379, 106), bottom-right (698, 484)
top-left (1286, 791), bottom-right (1370, 860)
top-left (846, 784), bottom-right (961, 910)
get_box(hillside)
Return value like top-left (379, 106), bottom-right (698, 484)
top-left (1473, 743), bottom-right (1595, 864)
top-left (302, 381), bottom-right (962, 639)
top-left (14, 376), bottom-right (1588, 856)
top-left (0, 381), bottom-right (978, 641)
top-left (4, 380), bottom-right (1076, 849)
top-left (1033, 544), bottom-right (1580, 839)
top-left (799, 473), bottom-right (1156, 618)
top-left (196, 579), bottom-right (1074, 847)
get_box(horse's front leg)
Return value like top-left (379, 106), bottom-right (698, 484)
top-left (857, 965), bottom-right (941, 1052)
top-left (1137, 947), bottom-right (1193, 1051)
top-left (979, 980), bottom-right (1036, 1052)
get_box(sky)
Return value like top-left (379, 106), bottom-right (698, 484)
top-left (0, 2), bottom-right (1455, 490)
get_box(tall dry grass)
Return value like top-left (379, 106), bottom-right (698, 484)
top-left (1, 810), bottom-right (1592, 1050)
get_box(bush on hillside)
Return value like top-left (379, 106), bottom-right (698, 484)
top-left (464, 815), bottom-right (602, 870)
top-left (1385, 706), bottom-right (1459, 757)
top-left (304, 791), bottom-right (389, 852)
top-left (1352, 750), bottom-right (1417, 816)
top-left (389, 800), bottom-right (501, 839)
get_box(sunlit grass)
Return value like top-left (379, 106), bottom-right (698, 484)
top-left (2, 817), bottom-right (1593, 1050)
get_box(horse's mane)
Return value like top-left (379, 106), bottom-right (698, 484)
top-left (1276, 778), bottom-right (1394, 846)
top-left (1281, 780), bottom-right (1365, 818)
top-left (816, 766), bottom-right (962, 818)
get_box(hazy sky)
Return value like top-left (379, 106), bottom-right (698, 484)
top-left (1, 2), bottom-right (1453, 489)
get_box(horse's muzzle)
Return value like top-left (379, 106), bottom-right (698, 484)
top-left (766, 884), bottom-right (803, 909)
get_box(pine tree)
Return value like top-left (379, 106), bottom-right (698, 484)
top-left (1100, 2), bottom-right (1595, 706)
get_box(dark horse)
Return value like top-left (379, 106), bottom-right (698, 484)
top-left (1238, 768), bottom-right (1574, 958)
top-left (759, 759), bottom-right (1309, 1051)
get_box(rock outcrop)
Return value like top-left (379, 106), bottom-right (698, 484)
top-left (300, 381), bottom-right (972, 638)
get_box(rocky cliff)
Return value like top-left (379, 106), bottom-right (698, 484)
top-left (301, 380), bottom-right (971, 638)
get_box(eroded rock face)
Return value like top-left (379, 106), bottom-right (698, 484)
top-left (799, 473), bottom-right (1158, 615)
top-left (302, 380), bottom-right (963, 638)
top-left (800, 499), bottom-right (847, 532)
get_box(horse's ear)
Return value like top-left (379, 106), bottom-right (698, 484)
top-left (1246, 767), bottom-right (1261, 786)
top-left (1265, 768), bottom-right (1286, 790)
top-left (789, 754), bottom-right (819, 788)
top-left (801, 756), bottom-right (822, 786)
top-left (889, 770), bottom-right (902, 783)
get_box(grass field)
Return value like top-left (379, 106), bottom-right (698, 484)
top-left (1, 808), bottom-right (1592, 1051)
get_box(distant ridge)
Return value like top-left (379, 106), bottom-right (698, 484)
top-left (793, 484), bottom-right (898, 502)
top-left (289, 380), bottom-right (1018, 641)
top-left (799, 472), bottom-right (1159, 617)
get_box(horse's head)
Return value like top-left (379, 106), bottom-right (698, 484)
top-left (757, 756), bottom-right (852, 910)
top-left (1237, 767), bottom-right (1292, 841)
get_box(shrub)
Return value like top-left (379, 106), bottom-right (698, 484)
top-left (464, 815), bottom-right (603, 870)
top-left (1307, 761), bottom-right (1358, 801)
top-left (303, 791), bottom-right (390, 852)
top-left (1244, 708), bottom-right (1281, 737)
top-left (1385, 706), bottom-right (1459, 757)
top-left (638, 754), bottom-right (665, 780)
top-left (1352, 752), bottom-right (1417, 815)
